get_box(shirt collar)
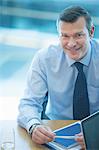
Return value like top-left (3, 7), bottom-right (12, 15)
top-left (65, 43), bottom-right (91, 67)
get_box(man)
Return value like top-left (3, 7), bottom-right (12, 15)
top-left (18, 6), bottom-right (99, 149)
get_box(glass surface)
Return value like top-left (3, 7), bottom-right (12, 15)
top-left (0, 128), bottom-right (15, 150)
top-left (1, 142), bottom-right (14, 150)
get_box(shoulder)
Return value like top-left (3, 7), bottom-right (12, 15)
top-left (35, 44), bottom-right (63, 60)
top-left (91, 39), bottom-right (99, 64)
top-left (30, 44), bottom-right (63, 67)
top-left (91, 39), bottom-right (99, 54)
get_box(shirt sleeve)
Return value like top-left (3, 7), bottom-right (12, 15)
top-left (17, 51), bottom-right (48, 132)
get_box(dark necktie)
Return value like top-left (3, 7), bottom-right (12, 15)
top-left (73, 62), bottom-right (90, 120)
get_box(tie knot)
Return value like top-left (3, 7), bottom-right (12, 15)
top-left (74, 62), bottom-right (83, 72)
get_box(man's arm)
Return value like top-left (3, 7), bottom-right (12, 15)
top-left (17, 51), bottom-right (48, 133)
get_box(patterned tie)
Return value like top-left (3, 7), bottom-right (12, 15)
top-left (73, 62), bottom-right (90, 120)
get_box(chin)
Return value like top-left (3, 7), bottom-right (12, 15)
top-left (69, 54), bottom-right (80, 60)
top-left (69, 50), bottom-right (84, 60)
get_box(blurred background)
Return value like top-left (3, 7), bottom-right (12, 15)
top-left (0, 0), bottom-right (99, 119)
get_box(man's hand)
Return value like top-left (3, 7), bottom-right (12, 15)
top-left (31, 124), bottom-right (56, 144)
top-left (75, 133), bottom-right (85, 150)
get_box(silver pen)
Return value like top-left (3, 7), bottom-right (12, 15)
top-left (55, 135), bottom-right (75, 139)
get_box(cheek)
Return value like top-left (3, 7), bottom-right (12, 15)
top-left (60, 39), bottom-right (67, 47)
top-left (81, 40), bottom-right (88, 50)
top-left (79, 37), bottom-right (88, 45)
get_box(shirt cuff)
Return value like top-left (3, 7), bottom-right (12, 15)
top-left (26, 118), bottom-right (42, 133)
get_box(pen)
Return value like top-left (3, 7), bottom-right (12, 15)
top-left (55, 135), bottom-right (75, 139)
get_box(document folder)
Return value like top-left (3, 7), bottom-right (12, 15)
top-left (46, 121), bottom-right (81, 150)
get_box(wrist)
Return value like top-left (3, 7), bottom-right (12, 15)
top-left (29, 123), bottom-right (41, 136)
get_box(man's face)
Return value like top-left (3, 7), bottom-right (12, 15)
top-left (58, 17), bottom-right (94, 60)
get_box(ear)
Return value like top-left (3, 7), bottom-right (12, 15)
top-left (90, 25), bottom-right (95, 38)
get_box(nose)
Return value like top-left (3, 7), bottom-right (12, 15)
top-left (67, 37), bottom-right (76, 48)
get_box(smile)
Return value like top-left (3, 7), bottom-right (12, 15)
top-left (67, 47), bottom-right (81, 52)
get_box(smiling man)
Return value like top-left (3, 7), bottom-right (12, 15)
top-left (58, 10), bottom-right (94, 61)
top-left (18, 6), bottom-right (99, 149)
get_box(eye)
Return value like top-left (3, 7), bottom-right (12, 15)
top-left (61, 33), bottom-right (69, 38)
top-left (78, 33), bottom-right (83, 36)
top-left (76, 33), bottom-right (85, 38)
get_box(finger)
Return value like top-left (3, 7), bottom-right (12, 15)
top-left (32, 125), bottom-right (55, 144)
top-left (76, 139), bottom-right (85, 147)
top-left (75, 132), bottom-right (83, 137)
top-left (75, 132), bottom-right (84, 141)
top-left (75, 137), bottom-right (83, 142)
top-left (32, 134), bottom-right (46, 144)
top-left (75, 135), bottom-right (85, 149)
top-left (34, 128), bottom-right (54, 142)
top-left (78, 143), bottom-right (85, 150)
top-left (36, 125), bottom-right (55, 139)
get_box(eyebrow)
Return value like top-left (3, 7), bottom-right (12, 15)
top-left (60, 31), bottom-right (85, 36)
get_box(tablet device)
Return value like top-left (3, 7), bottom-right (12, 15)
top-left (81, 111), bottom-right (99, 150)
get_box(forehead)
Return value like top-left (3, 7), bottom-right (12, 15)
top-left (58, 17), bottom-right (87, 33)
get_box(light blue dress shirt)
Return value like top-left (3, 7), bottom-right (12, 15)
top-left (18, 39), bottom-right (99, 132)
